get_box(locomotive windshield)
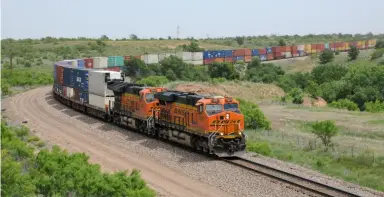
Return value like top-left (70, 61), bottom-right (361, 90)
top-left (224, 103), bottom-right (240, 113)
top-left (145, 93), bottom-right (155, 102)
top-left (206, 104), bottom-right (222, 115)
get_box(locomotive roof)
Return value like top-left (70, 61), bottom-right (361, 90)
top-left (107, 81), bottom-right (145, 93)
top-left (155, 90), bottom-right (205, 106)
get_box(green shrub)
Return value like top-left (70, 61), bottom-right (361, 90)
top-left (135, 76), bottom-right (169, 87)
top-left (319, 49), bottom-right (334, 64)
top-left (27, 136), bottom-right (40, 142)
top-left (329, 99), bottom-right (359, 111)
top-left (364, 100), bottom-right (384, 113)
top-left (246, 141), bottom-right (272, 156)
top-left (311, 120), bottom-right (338, 147)
top-left (237, 98), bottom-right (271, 130)
top-left (210, 77), bottom-right (226, 85)
top-left (371, 49), bottom-right (384, 60)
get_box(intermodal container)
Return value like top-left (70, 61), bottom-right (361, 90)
top-left (143, 54), bottom-right (159, 64)
top-left (297, 45), bottom-right (305, 50)
top-left (108, 56), bottom-right (124, 67)
top-left (203, 51), bottom-right (210, 59)
top-left (77, 59), bottom-right (85, 68)
top-left (89, 70), bottom-right (122, 96)
top-left (311, 48), bottom-right (317, 53)
top-left (305, 44), bottom-right (311, 53)
top-left (158, 53), bottom-right (175, 61)
top-left (311, 44), bottom-right (317, 50)
top-left (63, 67), bottom-right (72, 87)
top-left (63, 86), bottom-right (73, 98)
top-left (292, 51), bottom-right (300, 57)
top-left (244, 55), bottom-right (252, 63)
top-left (84, 58), bottom-right (93, 68)
top-left (192, 52), bottom-right (203, 60)
top-left (233, 56), bottom-right (244, 61)
top-left (56, 65), bottom-right (64, 84)
top-left (233, 49), bottom-right (246, 56)
top-left (176, 52), bottom-right (193, 61)
top-left (284, 52), bottom-right (292, 58)
top-left (267, 53), bottom-right (274, 60)
top-left (345, 42), bottom-right (350, 50)
top-left (349, 42), bottom-right (357, 47)
top-left (124, 56), bottom-right (131, 61)
top-left (317, 44), bottom-right (325, 52)
top-left (324, 43), bottom-right (329, 49)
top-left (266, 47), bottom-right (273, 54)
top-left (259, 54), bottom-right (267, 61)
top-left (258, 48), bottom-right (267, 55)
top-left (272, 46), bottom-right (283, 53)
top-left (289, 46), bottom-right (295, 52)
top-left (365, 40), bottom-right (370, 48)
top-left (224, 57), bottom-right (233, 63)
top-left (330, 43), bottom-right (335, 51)
top-left (64, 59), bottom-right (78, 68)
top-left (203, 58), bottom-right (214, 64)
top-left (213, 57), bottom-right (225, 63)
top-left (245, 49), bottom-right (252, 56)
top-left (298, 50), bottom-right (306, 57)
top-left (89, 93), bottom-right (114, 111)
top-left (73, 89), bottom-right (89, 103)
top-left (372, 39), bottom-right (377, 47)
top-left (223, 50), bottom-right (233, 57)
top-left (70, 69), bottom-right (89, 91)
top-left (93, 57), bottom-right (108, 69)
top-left (273, 52), bottom-right (284, 59)
top-left (187, 60), bottom-right (203, 65)
top-left (103, 67), bottom-right (121, 72)
top-left (251, 49), bottom-right (259, 56)
top-left (285, 46), bottom-right (292, 52)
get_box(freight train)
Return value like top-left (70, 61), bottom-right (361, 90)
top-left (52, 63), bottom-right (247, 157)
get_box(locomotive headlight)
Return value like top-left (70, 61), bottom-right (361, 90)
top-left (220, 132), bottom-right (224, 136)
top-left (226, 114), bottom-right (230, 119)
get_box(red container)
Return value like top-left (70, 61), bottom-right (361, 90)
top-left (213, 57), bottom-right (225, 63)
top-left (350, 42), bottom-right (357, 47)
top-left (224, 57), bottom-right (233, 63)
top-left (56, 65), bottom-right (64, 84)
top-left (330, 43), bottom-right (335, 48)
top-left (84, 58), bottom-right (93, 68)
top-left (267, 53), bottom-right (274, 60)
top-left (273, 52), bottom-right (284, 59)
top-left (245, 49), bottom-right (252, 56)
top-left (104, 67), bottom-right (121, 72)
top-left (258, 48), bottom-right (267, 55)
top-left (365, 41), bottom-right (370, 48)
top-left (311, 44), bottom-right (317, 49)
top-left (291, 45), bottom-right (297, 52)
top-left (317, 44), bottom-right (324, 49)
top-left (124, 56), bottom-right (131, 60)
top-left (272, 46), bottom-right (282, 53)
top-left (244, 55), bottom-right (252, 63)
top-left (203, 58), bottom-right (214, 65)
top-left (233, 49), bottom-right (246, 56)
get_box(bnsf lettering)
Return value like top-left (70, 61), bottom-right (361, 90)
top-left (211, 120), bottom-right (240, 125)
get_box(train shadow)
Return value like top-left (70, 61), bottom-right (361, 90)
top-left (62, 108), bottom-right (82, 117)
top-left (76, 115), bottom-right (101, 125)
top-left (51, 103), bottom-right (67, 111)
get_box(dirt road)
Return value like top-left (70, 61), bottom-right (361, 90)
top-left (2, 87), bottom-right (234, 197)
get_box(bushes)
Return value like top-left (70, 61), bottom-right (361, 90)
top-left (364, 100), bottom-right (384, 113)
top-left (1, 120), bottom-right (155, 197)
top-left (136, 76), bottom-right (169, 86)
top-left (371, 48), bottom-right (384, 60)
top-left (319, 49), bottom-right (334, 64)
top-left (329, 99), bottom-right (359, 111)
top-left (237, 98), bottom-right (271, 130)
top-left (246, 141), bottom-right (271, 156)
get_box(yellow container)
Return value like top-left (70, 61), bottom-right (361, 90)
top-left (372, 39), bottom-right (377, 46)
top-left (358, 41), bottom-right (364, 46)
top-left (345, 42), bottom-right (350, 50)
top-left (311, 49), bottom-right (317, 53)
top-left (305, 44), bottom-right (311, 53)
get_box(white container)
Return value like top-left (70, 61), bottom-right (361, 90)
top-left (184, 60), bottom-right (203, 65)
top-left (63, 86), bottom-right (73, 98)
top-left (63, 59), bottom-right (78, 68)
top-left (89, 70), bottom-right (122, 96)
top-left (89, 93), bottom-right (114, 111)
top-left (176, 52), bottom-right (193, 61)
top-left (143, 54), bottom-right (159, 64)
top-left (93, 57), bottom-right (108, 69)
top-left (158, 53), bottom-right (175, 61)
top-left (192, 52), bottom-right (203, 60)
top-left (284, 52), bottom-right (292, 58)
top-left (297, 45), bottom-right (305, 50)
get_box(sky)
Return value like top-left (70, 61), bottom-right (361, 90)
top-left (1, 0), bottom-right (384, 39)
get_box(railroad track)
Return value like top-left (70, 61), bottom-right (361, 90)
top-left (222, 157), bottom-right (361, 197)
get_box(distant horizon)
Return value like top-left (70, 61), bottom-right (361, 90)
top-left (2, 0), bottom-right (384, 39)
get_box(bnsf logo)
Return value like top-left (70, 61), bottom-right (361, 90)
top-left (211, 120), bottom-right (241, 125)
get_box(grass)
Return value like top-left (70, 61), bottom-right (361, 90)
top-left (246, 130), bottom-right (384, 191)
top-left (367, 120), bottom-right (384, 125)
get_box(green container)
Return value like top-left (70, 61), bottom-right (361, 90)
top-left (108, 56), bottom-right (124, 67)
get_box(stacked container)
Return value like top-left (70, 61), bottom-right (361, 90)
top-left (108, 56), bottom-right (124, 67)
top-left (311, 44), bottom-right (317, 53)
top-left (191, 52), bottom-right (203, 65)
top-left (84, 58), bottom-right (94, 68)
top-left (305, 44), bottom-right (311, 54)
top-left (272, 46), bottom-right (284, 59)
top-left (258, 48), bottom-right (267, 61)
top-left (77, 59), bottom-right (85, 68)
top-left (143, 54), bottom-right (159, 64)
top-left (223, 50), bottom-right (233, 63)
top-left (93, 57), bottom-right (108, 68)
top-left (158, 53), bottom-right (176, 61)
top-left (291, 45), bottom-right (299, 57)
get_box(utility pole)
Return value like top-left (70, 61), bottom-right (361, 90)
top-left (177, 25), bottom-right (180, 39)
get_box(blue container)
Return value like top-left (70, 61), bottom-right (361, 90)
top-left (233, 56), bottom-right (245, 61)
top-left (324, 43), bottom-right (329, 49)
top-left (223, 50), bottom-right (233, 57)
top-left (298, 50), bottom-right (306, 57)
top-left (203, 51), bottom-right (210, 59)
top-left (77, 59), bottom-right (85, 68)
top-left (266, 47), bottom-right (272, 54)
top-left (259, 54), bottom-right (267, 61)
top-left (251, 49), bottom-right (259, 56)
top-left (63, 67), bottom-right (72, 87)
top-left (70, 68), bottom-right (89, 91)
top-left (80, 91), bottom-right (89, 103)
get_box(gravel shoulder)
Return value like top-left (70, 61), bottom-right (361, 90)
top-left (2, 86), bottom-right (342, 197)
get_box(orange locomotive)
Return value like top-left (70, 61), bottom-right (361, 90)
top-left (154, 91), bottom-right (246, 157)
